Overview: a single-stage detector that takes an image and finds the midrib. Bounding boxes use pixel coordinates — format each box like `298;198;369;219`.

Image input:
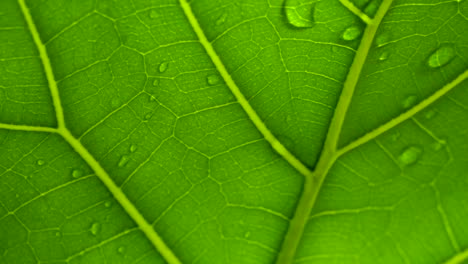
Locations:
17;1;181;264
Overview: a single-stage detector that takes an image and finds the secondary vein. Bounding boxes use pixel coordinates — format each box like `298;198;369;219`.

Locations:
18;0;65;129
178;0;314;179
276;1;394;263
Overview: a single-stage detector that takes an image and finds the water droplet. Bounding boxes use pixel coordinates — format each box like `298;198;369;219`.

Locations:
341;26;361;41
427;45;455;69
72;169;83;178
152;79;159;86
424;110;436;119
143;113;152;120
375;33;390;47
37;159;45;166
55;231;61;237
284;0;315;28
215;13;227;26
149;10;158;19
402;95;417;109
149;95;157;102
431;139;447;151
118;246;126;254
104;201;111;208
111;98;120;108
378;51;389;61
398;146;423;166
118;155;130;167
244;231;251;238
130;144;137;153
207;74;220;85
90;222;101;236
159;62;169;73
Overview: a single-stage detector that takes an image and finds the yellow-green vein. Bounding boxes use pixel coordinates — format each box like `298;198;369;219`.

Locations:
0;123;57;133
276;0;394;263
443;247;468;264
178;0;314;179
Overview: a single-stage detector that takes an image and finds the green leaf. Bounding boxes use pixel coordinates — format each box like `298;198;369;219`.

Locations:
1;0;467;263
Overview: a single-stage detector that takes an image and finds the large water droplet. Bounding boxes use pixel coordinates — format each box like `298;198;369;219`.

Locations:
398;146;423;166
207;74;220;85
37;159;45;166
90;222;101;236
341;26;361;41
118;155;130;167
159;62;169;73
215;13;227;26
402;95;417;109
284;0;315;28
72;169;83;178
427;45;455;68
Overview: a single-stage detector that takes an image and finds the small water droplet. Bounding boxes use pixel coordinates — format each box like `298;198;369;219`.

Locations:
402;95;417;109
427;45;455;69
90;222;101;236
284;0;315;28
111;98;120;108
424;110;436;119
118;155;130;167
104;201;111;208
378;51;389;61
375;33;390;47
341;26;361;41
118;246;126;254
149;10;158;19
215;13;227;26
152;79;159;86
398;146;423;166
143;113;152;120
244;231;251;238
37;159;45;166
55;231;61;237
159;62;169;73
130;144;137;153
72;169;83;178
207;74;220;85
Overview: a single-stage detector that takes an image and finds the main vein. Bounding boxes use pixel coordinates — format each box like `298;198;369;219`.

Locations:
18;1;181;263
18;0;65;129
178;0;314;179
276;1;394;263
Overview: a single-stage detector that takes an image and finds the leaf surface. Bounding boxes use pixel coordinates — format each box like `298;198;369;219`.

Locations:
1;0;468;263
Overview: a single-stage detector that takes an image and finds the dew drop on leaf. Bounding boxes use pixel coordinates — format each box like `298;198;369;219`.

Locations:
159;62;169;73
424;110;436;119
402;95;417;109
118;246;126;254
341;26;361;41
90;222;101;235
152;79;159;86
118;155;130;167
284;0;315;28
215;13;227;26
55;231;61;237
72;169;83;178
207;74;220;85
427;45;455;68
36;159;45;166
130;144;137;153
143;113;152;120
398;146;423;166
104;201;111;208
244;231;251;238
378;51;389;61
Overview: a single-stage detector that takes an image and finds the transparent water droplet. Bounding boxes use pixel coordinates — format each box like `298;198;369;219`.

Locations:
37;159;45;166
104;201;111;208
118;246;126;254
143;113;152;120
215;13;227;26
341;26;361;41
244;231;251;238
90;222;101;236
72;169;83;178
424;110;436;119
118;155;130;167
378;51;389;61
149;10;158;19
159;62;169;73
431;139;447;151
427;45;455;68
402;95;417;109
55;231;61;237
152;79;159;86
284;0;315;28
130;144;137;153
375;33;390;47
398;146;423;166
207;74;220;85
